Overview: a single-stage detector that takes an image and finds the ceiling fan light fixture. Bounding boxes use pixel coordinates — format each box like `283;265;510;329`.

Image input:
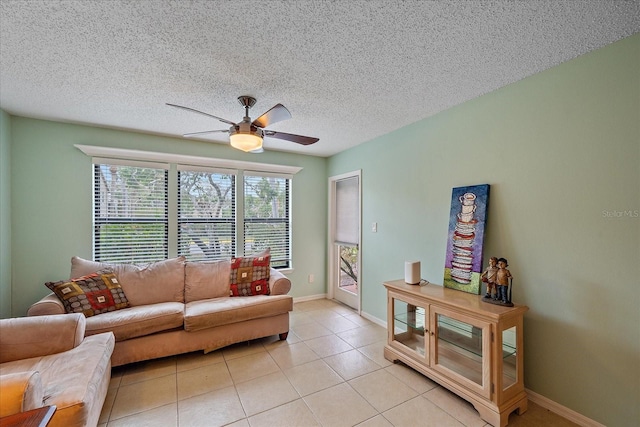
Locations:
229;124;263;152
168;95;317;153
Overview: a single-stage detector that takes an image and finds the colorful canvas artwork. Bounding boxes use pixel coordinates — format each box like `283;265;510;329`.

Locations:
443;184;490;294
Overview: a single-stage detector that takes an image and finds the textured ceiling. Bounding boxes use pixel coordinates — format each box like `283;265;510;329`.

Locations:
1;1;639;157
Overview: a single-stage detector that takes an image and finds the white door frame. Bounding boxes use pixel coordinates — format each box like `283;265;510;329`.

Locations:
328;170;361;312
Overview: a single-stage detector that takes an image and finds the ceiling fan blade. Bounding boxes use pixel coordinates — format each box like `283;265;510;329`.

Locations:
166;103;236;126
265;130;319;145
183;129;229;137
252;104;291;128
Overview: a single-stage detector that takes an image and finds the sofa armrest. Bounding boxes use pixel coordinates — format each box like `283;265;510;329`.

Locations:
0;371;44;417
0;314;86;363
269;268;291;295
27;293;65;317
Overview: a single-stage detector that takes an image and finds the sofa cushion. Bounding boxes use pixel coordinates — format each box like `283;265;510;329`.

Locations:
70;256;186;306
185;260;231;303
45;270;130;317
84;302;185;341
184;295;293;332
229;254;271;296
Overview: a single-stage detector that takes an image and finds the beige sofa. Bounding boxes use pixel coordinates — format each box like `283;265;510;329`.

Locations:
27;256;293;367
0;313;114;427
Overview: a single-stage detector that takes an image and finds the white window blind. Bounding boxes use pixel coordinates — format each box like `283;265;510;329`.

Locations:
178;167;236;261
88;148;296;269
93;161;168;263
244;173;291;268
335;176;359;245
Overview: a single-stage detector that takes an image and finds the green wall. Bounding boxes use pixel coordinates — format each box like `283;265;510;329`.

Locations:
0;110;11;318
328;34;639;426
9;119;327;317
5;32;638;427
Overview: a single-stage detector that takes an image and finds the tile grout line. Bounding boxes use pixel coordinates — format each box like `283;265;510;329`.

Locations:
102;300;536;427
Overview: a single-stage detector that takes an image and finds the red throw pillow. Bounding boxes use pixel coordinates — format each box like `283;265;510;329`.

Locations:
229;254;271;296
45;269;130;317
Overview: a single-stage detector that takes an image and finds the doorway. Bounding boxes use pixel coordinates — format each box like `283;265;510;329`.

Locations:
329;171;361;311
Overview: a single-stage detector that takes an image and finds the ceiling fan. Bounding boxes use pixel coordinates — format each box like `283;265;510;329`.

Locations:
167;96;319;153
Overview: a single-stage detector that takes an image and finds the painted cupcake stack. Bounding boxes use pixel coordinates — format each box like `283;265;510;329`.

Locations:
450;192;478;284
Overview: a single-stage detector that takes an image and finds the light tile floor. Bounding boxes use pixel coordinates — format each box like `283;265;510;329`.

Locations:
99;299;578;427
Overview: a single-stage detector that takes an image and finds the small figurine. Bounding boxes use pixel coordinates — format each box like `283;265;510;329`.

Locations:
482;257;514;307
495;257;514;306
481;257;498;300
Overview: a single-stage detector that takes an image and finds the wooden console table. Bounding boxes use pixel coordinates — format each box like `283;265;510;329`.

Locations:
0;405;56;427
384;279;528;427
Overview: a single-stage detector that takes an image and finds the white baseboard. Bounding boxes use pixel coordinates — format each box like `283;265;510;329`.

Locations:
292;294;327;303
360;311;386;328
526;389;605;427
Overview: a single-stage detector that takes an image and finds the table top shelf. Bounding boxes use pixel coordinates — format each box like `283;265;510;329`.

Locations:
384;279;528;320
0;405;56;427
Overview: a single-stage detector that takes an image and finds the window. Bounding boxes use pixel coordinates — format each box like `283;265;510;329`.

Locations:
244;173;291;268
178;167;236;261
91;154;294;268
94;161;168;263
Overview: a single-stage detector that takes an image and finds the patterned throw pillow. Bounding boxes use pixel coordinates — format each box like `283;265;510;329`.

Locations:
229;254;271;296
46;269;130;317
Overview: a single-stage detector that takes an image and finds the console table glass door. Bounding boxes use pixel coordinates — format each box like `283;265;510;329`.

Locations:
388;292;429;363
430;305;492;399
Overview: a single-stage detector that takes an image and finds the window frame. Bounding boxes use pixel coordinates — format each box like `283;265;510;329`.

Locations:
243;172;293;269
92;159;169;263
83;145;301;270
177;166;237;262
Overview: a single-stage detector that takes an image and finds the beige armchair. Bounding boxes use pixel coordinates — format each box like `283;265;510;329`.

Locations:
0;314;114;427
